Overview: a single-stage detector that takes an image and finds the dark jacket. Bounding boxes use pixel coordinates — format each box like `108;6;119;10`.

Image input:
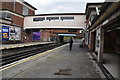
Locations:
69;38;73;44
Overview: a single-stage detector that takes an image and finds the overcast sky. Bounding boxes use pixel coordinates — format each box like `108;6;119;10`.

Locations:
24;0;105;14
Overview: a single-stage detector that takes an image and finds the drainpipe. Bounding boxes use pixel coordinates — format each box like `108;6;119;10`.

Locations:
13;0;16;11
0;25;2;42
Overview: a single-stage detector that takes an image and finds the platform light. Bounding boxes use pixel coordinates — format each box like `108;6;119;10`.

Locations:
117;27;120;29
96;7;100;15
106;30;112;32
25;36;27;39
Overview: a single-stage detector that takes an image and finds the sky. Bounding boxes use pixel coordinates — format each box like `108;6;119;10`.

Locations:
24;0;105;14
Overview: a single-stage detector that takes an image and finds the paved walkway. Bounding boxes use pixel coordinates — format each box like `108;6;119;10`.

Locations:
103;53;119;78
2;43;101;79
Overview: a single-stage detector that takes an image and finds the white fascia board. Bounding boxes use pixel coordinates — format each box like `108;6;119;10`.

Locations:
24;26;84;29
1;23;22;28
0;10;24;18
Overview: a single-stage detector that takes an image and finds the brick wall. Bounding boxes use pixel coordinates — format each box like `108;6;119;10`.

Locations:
41;30;51;41
24;29;81;42
2;2;14;11
24;30;33;42
15;2;23;15
53;29;68;33
15;2;35;15
0;1;2;9
29;9;35;15
89;31;96;52
2;1;35;15
1;1;36;43
12;15;24;27
53;29;79;34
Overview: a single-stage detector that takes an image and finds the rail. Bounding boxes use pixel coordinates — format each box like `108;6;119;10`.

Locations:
0;42;67;66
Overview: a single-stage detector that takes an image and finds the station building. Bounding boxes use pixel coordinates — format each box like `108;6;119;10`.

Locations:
1;0;120;78
85;2;120;78
0;0;37;43
0;0;86;43
24;13;86;42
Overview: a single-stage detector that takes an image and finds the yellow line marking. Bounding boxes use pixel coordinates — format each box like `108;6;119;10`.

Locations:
0;44;67;71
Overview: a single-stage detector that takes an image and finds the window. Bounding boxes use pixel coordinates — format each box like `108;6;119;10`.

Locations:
46;17;59;21
90;15;96;22
68;29;77;32
33;18;39;21
0;12;11;20
39;17;45;21
33;17;45;21
6;13;11;19
61;17;74;21
0;12;2;18
23;6;28;15
1;12;6;18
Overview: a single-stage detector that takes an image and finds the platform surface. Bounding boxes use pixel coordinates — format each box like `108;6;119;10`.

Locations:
2;43;101;79
0;42;53;50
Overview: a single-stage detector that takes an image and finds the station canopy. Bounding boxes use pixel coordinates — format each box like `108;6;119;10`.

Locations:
58;34;76;36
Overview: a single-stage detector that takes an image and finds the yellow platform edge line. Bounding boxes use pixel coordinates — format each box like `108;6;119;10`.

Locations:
0;44;67;71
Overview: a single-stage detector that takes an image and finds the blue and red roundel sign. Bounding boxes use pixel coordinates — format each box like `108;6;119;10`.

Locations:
2;25;9;41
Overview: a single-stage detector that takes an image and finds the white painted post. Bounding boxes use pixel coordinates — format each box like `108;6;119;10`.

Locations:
97;27;104;63
96;7;100;15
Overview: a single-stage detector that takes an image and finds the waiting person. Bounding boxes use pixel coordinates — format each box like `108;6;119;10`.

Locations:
69;37;73;51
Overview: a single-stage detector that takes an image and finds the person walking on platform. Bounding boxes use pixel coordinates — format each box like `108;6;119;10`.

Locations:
69;37;73;51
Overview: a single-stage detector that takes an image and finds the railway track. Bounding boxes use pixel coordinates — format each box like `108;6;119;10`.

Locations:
0;42;67;66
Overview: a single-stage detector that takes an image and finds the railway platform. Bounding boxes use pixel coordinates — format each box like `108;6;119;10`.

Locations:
0;42;53;50
1;43;104;79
